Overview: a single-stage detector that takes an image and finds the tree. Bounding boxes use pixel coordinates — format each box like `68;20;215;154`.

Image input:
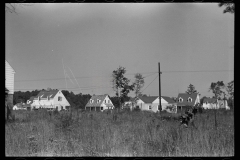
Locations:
186;84;197;94
133;73;145;98
226;80;234;108
112;66;135;108
209;81;225;128
219;3;235;14
209;81;225;99
226;80;234;99
200;96;207;105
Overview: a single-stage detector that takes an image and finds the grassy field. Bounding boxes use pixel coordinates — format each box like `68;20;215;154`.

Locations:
5;108;234;157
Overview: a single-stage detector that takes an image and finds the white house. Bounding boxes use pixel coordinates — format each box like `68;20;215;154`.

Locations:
202;98;230;110
161;96;178;113
134;96;176;113
123;97;137;111
85;94;115;112
123;96;177;113
176;93;201;112
13;102;27;110
5;60;15;107
30;89;70;111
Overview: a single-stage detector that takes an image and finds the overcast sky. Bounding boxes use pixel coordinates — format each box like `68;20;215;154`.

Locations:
6;3;234;98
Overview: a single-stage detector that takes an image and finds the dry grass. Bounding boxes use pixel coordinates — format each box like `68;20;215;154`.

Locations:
5;109;234;157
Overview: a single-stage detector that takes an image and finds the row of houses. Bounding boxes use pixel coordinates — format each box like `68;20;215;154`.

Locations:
123;93;200;113
13;91;230;113
122;92;230;113
84;93;201;113
6;60;230;112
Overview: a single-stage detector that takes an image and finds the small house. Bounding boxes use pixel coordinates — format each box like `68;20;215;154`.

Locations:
202;97;230;110
161;96;178;113
176;93;200;112
85;94;115;112
29;89;70;111
13;102;27;110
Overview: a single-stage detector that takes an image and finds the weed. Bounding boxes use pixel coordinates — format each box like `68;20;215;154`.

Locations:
5;109;234;156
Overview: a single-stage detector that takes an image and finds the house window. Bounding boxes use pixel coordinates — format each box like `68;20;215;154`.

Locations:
149;105;152;110
97;99;101;103
108;100;110;103
105;99;107;103
101;107;103;110
188;97;192;102
90;99;93;104
58;96;62;101
179;98;183;102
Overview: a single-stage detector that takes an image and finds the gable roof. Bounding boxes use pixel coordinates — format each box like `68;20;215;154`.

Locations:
85;94;109;107
138;96;158;103
162;96;176;104
27;96;35;104
35;89;59;99
177;93;198;106
5;60;15;73
14;103;26;108
203;97;217;104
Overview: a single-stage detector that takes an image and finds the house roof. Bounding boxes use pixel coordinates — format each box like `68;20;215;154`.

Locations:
23;104;31;108
85;94;109;107
162;96;176;104
203;97;217;103
14;103;26;108
5;60;15;73
35;89;59;99
177;93;198;106
138;96;158;103
27;96;35;104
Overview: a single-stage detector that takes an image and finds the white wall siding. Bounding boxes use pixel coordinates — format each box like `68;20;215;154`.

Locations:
5;61;15;94
30;90;70;111
101;96;114;111
53;91;70;110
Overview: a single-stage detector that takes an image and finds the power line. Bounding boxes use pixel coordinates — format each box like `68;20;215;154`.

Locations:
15;70;233;82
162;70;233;73
15;86;112;91
143;72;157;78
15;72;157;82
14;74;158;92
141;75;158;93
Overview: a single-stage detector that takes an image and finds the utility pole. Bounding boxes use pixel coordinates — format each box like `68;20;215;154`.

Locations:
158;62;162;112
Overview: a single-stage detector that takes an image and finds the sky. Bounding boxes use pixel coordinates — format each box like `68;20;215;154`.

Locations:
6;3;234;98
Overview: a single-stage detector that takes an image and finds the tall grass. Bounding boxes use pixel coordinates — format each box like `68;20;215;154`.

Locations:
5;109;234;156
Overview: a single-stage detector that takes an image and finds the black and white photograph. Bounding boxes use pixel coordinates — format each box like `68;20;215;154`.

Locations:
5;3;234;157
